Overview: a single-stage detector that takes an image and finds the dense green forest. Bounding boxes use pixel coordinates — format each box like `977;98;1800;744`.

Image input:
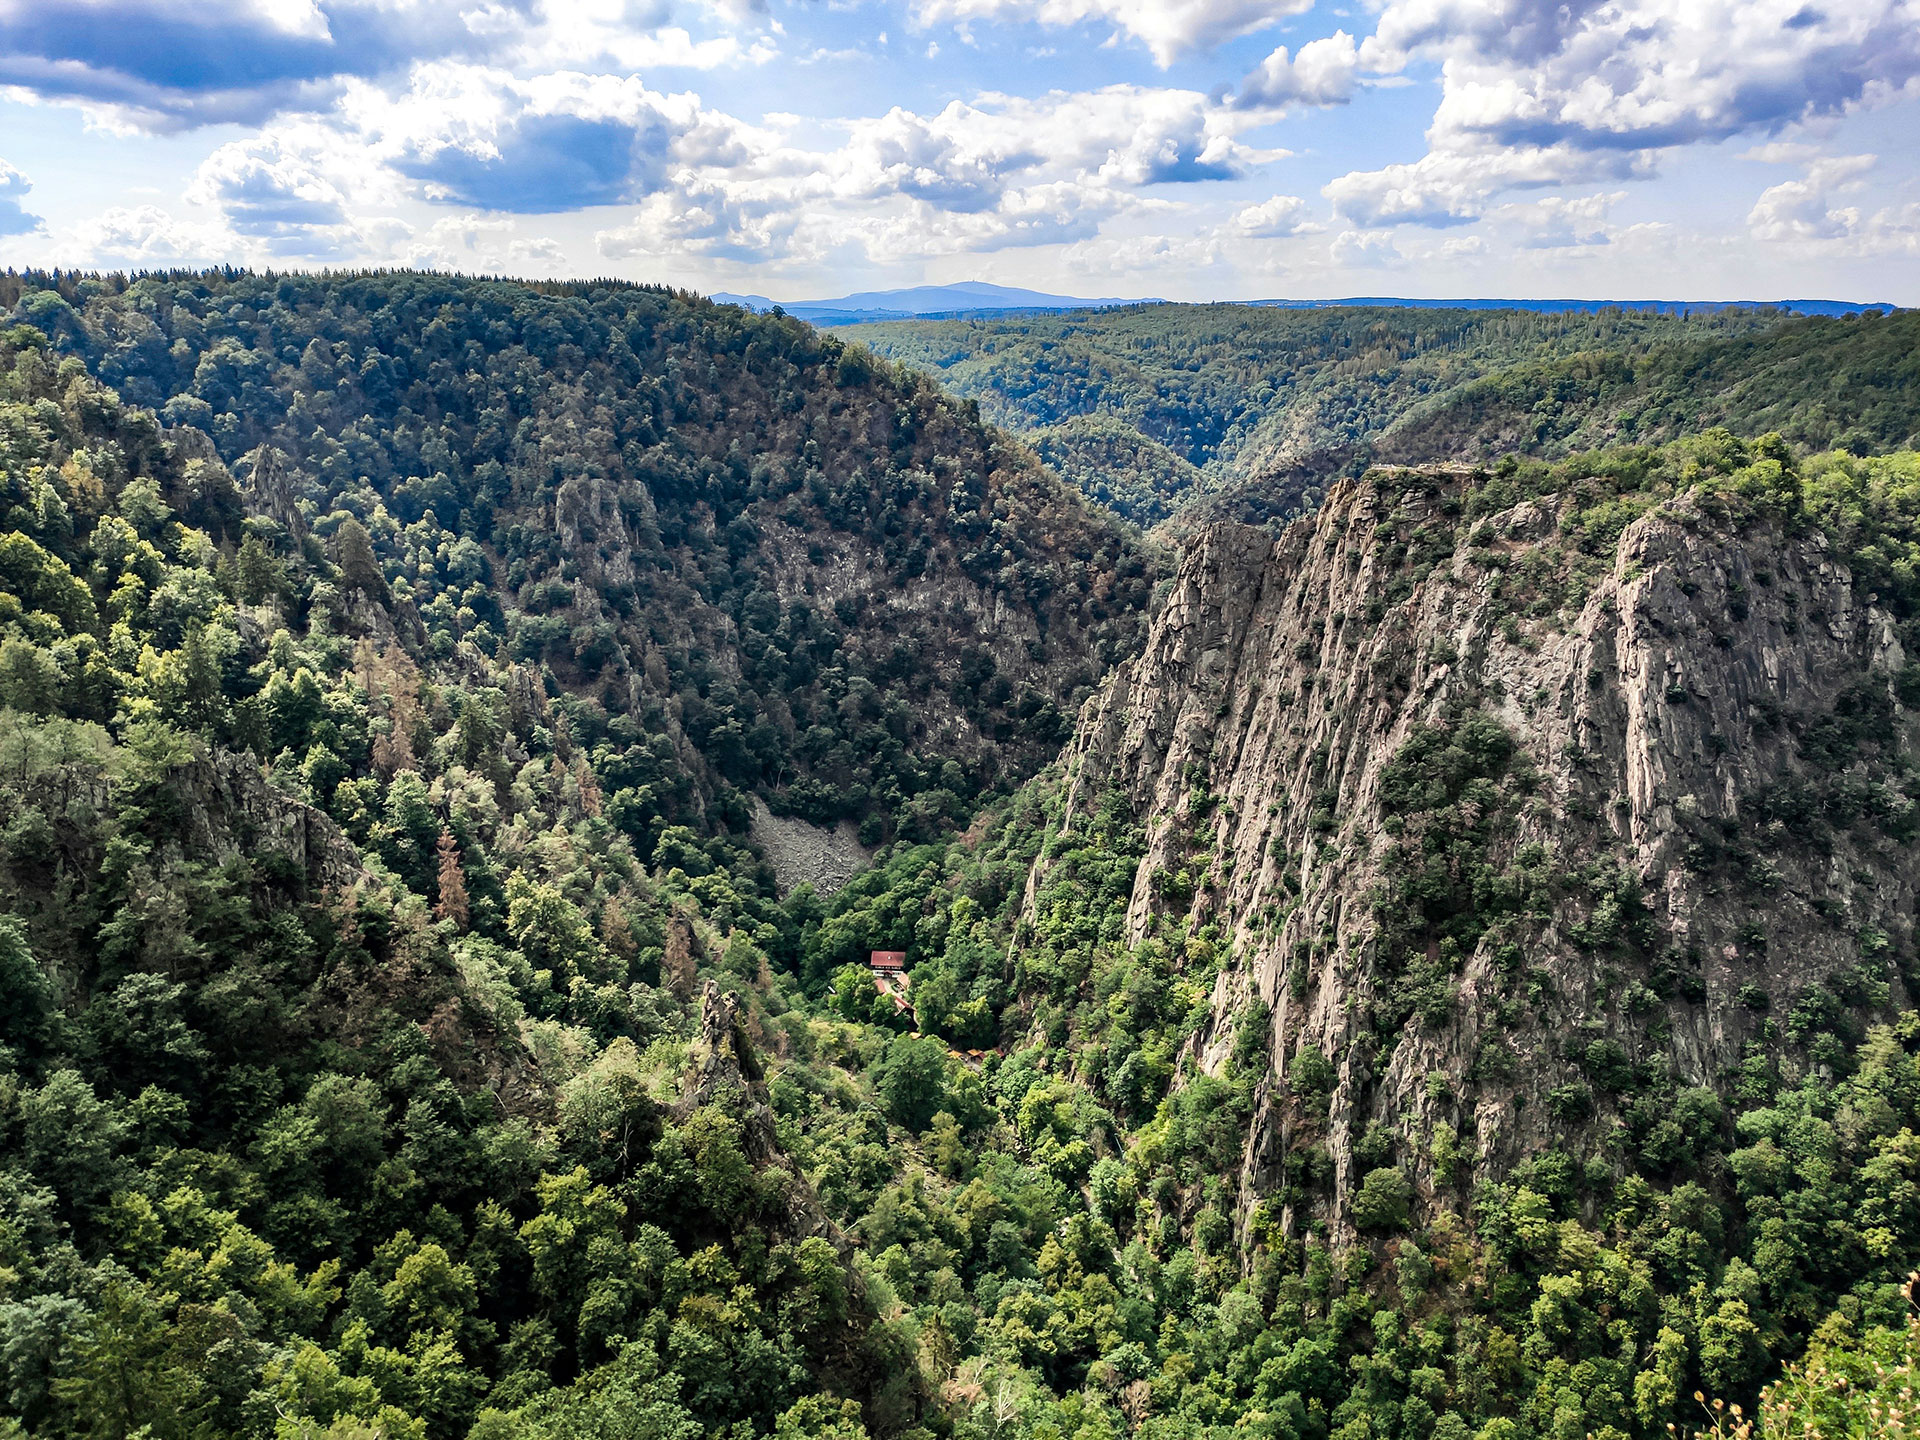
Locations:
845;305;1920;532
3;272;1920;1440
0;269;1154;844
840;306;1783;525
1371;308;1920;465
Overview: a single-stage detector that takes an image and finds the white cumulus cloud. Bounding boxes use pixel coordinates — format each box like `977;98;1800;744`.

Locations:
1234;194;1315;237
1233;30;1358;110
1500;190;1625;248
62;205;238;265
1325;144;1651;227
1330;228;1403;267
910;0;1312;66
1329;0;1920;228
1748;153;1876;242
197;70;1274;266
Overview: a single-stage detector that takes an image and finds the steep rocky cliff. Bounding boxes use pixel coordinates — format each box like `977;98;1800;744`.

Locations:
1048;457;1918;1240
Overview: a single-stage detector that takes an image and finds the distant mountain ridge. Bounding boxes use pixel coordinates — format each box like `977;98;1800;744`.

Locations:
712;283;1897;327
1248;296;1897;316
848;301;1920;530
711;280;1151;324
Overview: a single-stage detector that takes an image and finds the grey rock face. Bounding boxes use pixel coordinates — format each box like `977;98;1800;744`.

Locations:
685;980;838;1245
749;796;873;897
177;749;366;894
1044;467;1915;1239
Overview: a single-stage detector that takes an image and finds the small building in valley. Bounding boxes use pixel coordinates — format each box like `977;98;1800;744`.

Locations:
869;950;912;1014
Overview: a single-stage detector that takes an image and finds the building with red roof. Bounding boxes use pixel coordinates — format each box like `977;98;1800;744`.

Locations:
868;950;911;1014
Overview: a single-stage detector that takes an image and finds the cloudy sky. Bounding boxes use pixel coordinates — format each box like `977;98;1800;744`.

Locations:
0;0;1916;302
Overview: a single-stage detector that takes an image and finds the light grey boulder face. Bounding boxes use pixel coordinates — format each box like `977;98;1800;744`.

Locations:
1040;465;1916;1240
749;796;872;897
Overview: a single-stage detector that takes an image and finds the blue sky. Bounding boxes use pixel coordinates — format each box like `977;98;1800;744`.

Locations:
0;0;1916;302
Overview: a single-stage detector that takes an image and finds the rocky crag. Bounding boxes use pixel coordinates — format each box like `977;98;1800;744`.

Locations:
685;980;837;1241
1046;460;1917;1239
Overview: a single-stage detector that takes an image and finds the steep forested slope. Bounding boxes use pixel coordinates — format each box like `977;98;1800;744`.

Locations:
1371;307;1920;465
6;269;1154;843
0;271;1155;1440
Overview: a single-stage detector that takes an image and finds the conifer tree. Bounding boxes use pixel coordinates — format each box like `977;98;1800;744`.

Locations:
433;828;469;929
331;517;390;603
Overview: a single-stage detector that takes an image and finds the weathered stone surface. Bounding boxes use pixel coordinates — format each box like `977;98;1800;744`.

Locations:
1044;467;1916;1240
176;749;366;893
749;795;872;897
685;980;838;1243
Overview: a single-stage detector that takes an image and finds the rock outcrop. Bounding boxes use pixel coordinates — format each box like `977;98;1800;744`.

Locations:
685;980;837;1244
175;750;366;894
1045;465;1917;1238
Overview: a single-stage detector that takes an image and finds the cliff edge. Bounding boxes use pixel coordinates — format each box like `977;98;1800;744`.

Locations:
1045;461;1917;1239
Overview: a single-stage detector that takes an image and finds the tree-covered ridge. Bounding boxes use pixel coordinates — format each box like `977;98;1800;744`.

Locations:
1373;308;1920;467
1028;418;1204;529
4;268;1156;844
6;263;1920;1440
843;306;1920;536
840;305;1793;526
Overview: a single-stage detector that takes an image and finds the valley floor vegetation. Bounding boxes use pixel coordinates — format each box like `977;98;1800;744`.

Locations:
1;272;1919;1440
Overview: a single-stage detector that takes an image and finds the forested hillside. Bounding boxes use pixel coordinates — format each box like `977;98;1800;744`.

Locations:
0;270;1155;1440
847;305;1920;534
5;266;1920;1440
1185;308;1920;532
2;269;1154;843
1372;307;1920;464
842;305;1784;525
